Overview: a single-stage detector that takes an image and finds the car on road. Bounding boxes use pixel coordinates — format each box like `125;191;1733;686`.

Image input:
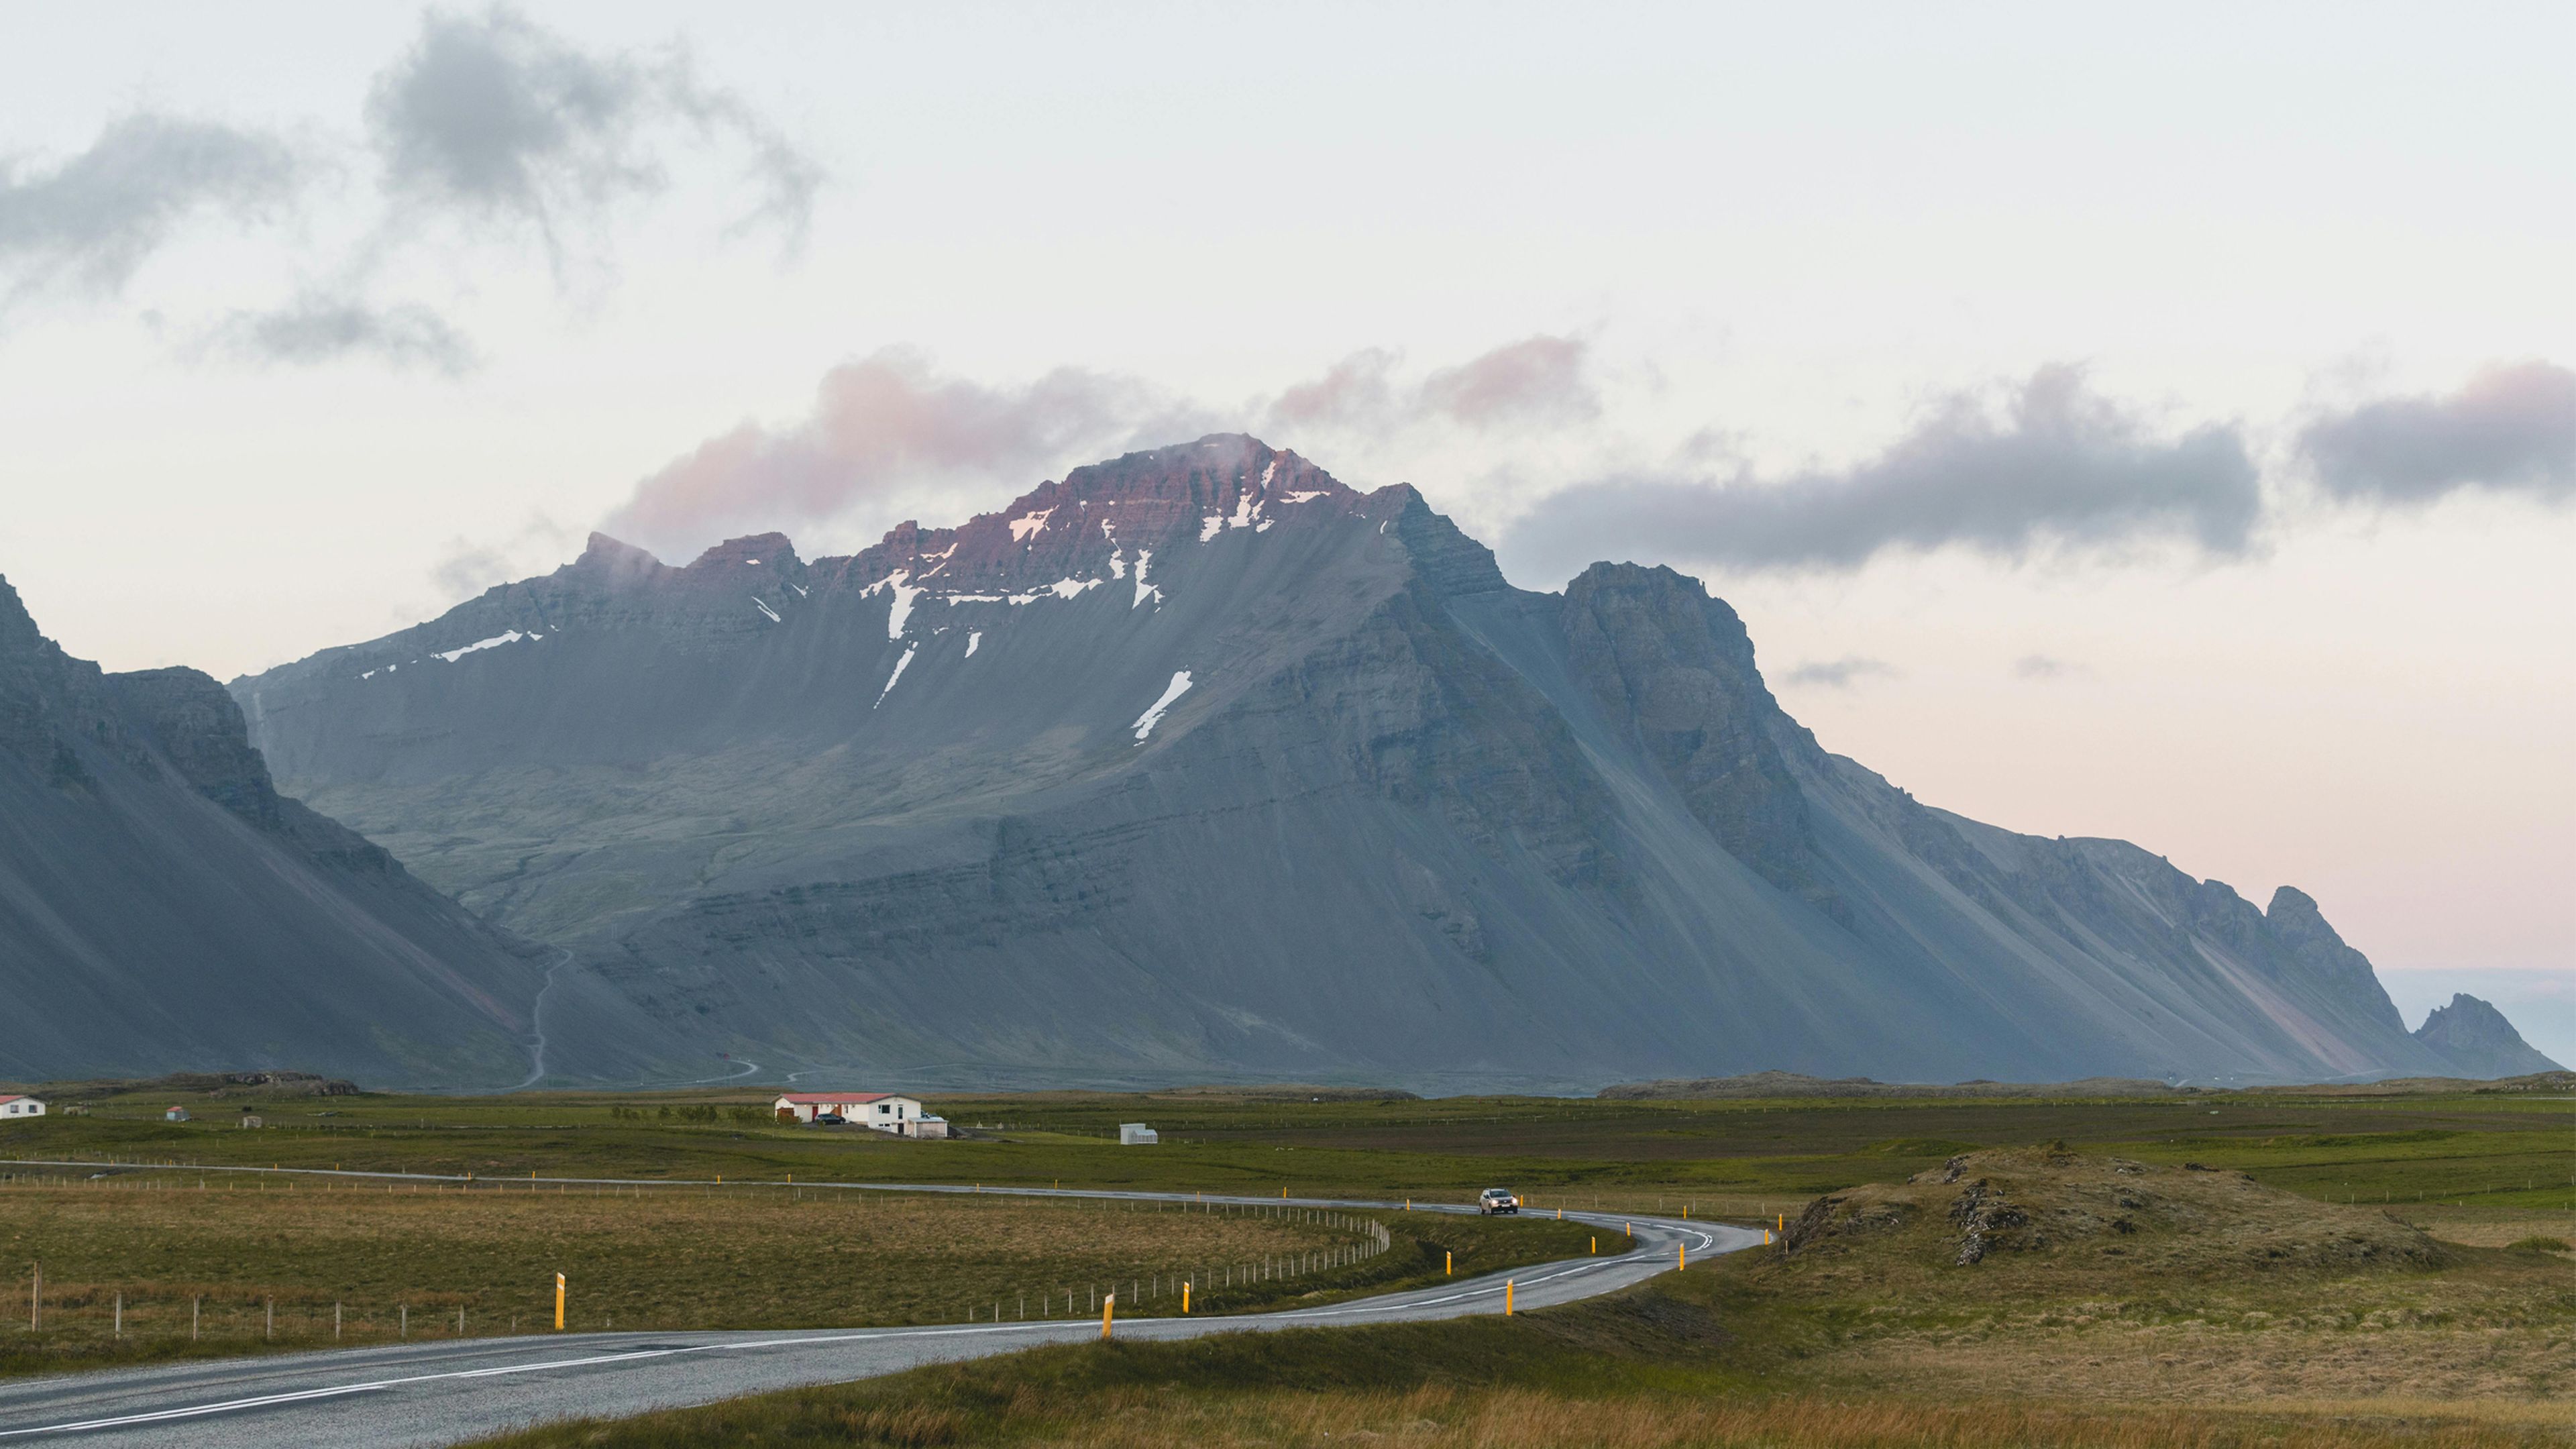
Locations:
1478;1187;1519;1215
813;1112;846;1126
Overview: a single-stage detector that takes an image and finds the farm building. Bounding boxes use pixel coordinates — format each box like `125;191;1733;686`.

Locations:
0;1095;44;1118
771;1093;932;1135
163;1106;190;1122
1119;1122;1159;1145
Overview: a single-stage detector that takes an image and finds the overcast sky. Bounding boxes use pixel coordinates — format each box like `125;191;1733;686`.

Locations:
3;3;2569;1055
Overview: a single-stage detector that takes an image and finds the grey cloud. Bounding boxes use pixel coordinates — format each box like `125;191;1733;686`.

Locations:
367;6;822;258
214;293;476;375
430;514;575;601
1263;335;1594;439
0;114;300;299
1782;657;1899;688
2012;654;2090;681
601;347;1163;557
2298;361;2575;506
1499;365;2261;584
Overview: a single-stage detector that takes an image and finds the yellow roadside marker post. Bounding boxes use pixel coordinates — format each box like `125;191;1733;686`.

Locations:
1182;1281;1191;1314
1445;1250;1452;1275
553;1273;566;1330
1678;1242;1686;1271
1505;1280;1513;1316
1778;1213;1784;1232
1591;1236;1597;1254
1100;1292;1115;1340
1682;1205;1688;1219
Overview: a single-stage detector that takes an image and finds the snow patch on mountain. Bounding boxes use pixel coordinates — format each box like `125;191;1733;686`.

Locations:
437;631;528;663
1131;669;1193;742
875;645;917;708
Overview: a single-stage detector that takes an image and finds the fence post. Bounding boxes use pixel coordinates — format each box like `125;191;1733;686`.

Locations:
193;1297;200;1341
266;1298;273;1340
114;1292;121;1338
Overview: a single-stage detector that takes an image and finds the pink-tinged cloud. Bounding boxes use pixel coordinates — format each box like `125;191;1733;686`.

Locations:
1419;334;1597;428
1263;335;1596;437
598;347;1163;556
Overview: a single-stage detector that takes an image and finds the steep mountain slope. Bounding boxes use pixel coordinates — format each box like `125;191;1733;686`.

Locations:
2411;994;2563;1077
0;578;545;1087
231;436;2499;1089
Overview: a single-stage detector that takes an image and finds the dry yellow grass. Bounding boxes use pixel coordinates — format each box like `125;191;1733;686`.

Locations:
1746;1146;2575;1407
476;1381;2574;1449
0;1179;1381;1352
1022;1386;2575;1448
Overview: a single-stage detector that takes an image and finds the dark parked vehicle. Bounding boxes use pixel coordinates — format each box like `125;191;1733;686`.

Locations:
813;1112;846;1126
1478;1187;1519;1215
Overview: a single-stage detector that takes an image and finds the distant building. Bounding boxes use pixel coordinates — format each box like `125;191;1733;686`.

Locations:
0;1095;44;1119
771;1093;930;1135
1119;1122;1159;1145
164;1106;191;1122
238;1114;264;1129
914;1116;951;1140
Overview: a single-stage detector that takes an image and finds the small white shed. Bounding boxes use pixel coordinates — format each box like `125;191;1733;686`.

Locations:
0;1095;44;1119
1118;1122;1159;1145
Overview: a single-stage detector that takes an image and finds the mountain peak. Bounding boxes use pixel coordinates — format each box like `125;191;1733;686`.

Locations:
688;533;801;572
2414;993;2564;1076
574;532;665;578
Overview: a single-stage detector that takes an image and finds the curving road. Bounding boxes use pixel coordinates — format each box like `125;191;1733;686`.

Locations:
0;1175;1754;1448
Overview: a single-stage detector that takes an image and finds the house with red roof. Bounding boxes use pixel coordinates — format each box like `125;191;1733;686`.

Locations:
771;1092;946;1137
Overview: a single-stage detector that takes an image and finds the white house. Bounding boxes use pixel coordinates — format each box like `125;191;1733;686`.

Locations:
1119;1122;1159;1145
0;1095;44;1119
772;1093;930;1135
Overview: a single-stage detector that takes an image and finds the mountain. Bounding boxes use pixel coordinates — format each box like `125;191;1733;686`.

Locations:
229;435;2510;1090
0;576;545;1087
2410;994;2563;1077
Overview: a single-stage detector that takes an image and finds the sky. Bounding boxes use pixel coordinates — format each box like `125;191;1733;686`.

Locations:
3;3;2570;1061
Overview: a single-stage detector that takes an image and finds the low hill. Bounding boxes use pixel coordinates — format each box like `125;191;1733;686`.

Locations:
1601;1073;2191;1100
1774;1145;2449;1276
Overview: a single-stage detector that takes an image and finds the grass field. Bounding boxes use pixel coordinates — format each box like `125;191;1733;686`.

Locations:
0;1176;1598;1378
7;1081;2567;1223
458;1144;2576;1449
5;1076;2568;1441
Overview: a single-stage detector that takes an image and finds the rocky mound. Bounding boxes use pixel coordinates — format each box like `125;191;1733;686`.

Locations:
1773;1146;2449;1276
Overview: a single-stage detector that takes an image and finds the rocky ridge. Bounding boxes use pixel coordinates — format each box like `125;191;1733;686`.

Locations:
217;435;2543;1090
0;576;545;1086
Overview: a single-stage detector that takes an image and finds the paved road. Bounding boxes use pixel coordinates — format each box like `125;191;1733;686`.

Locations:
0;1174;1754;1448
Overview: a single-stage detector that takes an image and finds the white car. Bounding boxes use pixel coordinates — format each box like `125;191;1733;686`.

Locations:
1477;1187;1519;1215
